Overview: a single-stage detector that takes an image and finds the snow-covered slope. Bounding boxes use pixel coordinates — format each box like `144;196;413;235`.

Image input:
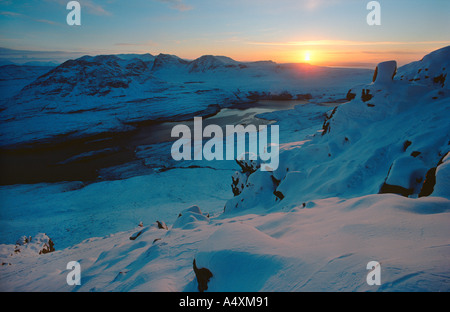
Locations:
0;64;55;98
0;47;449;292
225;48;450;213
397;46;450;88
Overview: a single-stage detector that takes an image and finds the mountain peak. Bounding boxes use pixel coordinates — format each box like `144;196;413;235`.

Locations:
188;55;239;72
151;53;189;71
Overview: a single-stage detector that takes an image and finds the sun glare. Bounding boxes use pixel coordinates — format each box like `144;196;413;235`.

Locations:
304;51;311;62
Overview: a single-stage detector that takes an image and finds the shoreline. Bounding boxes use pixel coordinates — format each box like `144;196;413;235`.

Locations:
0;99;306;186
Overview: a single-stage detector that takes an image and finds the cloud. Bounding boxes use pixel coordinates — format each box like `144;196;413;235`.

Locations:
246;39;450;47
0;10;62;26
34;19;59;25
155;0;192;12
45;0;112;16
0;10;23;17
82;0;112;16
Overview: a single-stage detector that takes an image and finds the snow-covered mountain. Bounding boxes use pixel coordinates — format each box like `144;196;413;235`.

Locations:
188;55;240;73
0;47;449;292
0;53;372;148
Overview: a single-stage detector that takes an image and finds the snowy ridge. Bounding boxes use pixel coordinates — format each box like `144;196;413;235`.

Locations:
397;46;450;88
1;48;449;292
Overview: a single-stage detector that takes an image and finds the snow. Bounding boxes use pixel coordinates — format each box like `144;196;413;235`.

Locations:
1;194;449;292
1;47;450;292
373;60;397;84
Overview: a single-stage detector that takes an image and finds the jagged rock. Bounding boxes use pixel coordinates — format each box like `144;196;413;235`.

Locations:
403;140;412;151
379;183;413;197
13;233;55;255
40;238;55;255
156;220;168;230
16;236;32;246
193;259;213;292
419;152;449;197
361;89;373;102
231;155;261;197
321;106;338;135
433;73;447;87
129;230;143;240
231;171;247;196
273;190;285;200
235;155;260;174
418;168;437;197
271;175;284;200
346;89;356;101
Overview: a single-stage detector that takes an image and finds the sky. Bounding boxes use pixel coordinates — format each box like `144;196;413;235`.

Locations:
0;0;449;67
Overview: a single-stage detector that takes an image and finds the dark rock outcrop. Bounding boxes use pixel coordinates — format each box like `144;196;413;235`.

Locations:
321;106;338;135
379;183;414;197
346;89;356;101
193;259;213;292
361;89;373;102
156;220;168;230
418;152;449;197
418;168;437;197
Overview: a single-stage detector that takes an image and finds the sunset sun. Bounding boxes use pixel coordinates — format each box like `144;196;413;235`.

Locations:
304;51;311;63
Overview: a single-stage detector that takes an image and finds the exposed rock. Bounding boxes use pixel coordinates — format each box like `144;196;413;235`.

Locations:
273;190;285;201
418;168;437;197
379;183;413;197
419;152;449;197
129;230;143;240
13;233;55;255
321;106;338;135
231;171;247;196
403;140;412;151
235;156;260;174
346;89;356;101
433;73;447;87
193;259;213;292
361;89;373;102
156;220;168;230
